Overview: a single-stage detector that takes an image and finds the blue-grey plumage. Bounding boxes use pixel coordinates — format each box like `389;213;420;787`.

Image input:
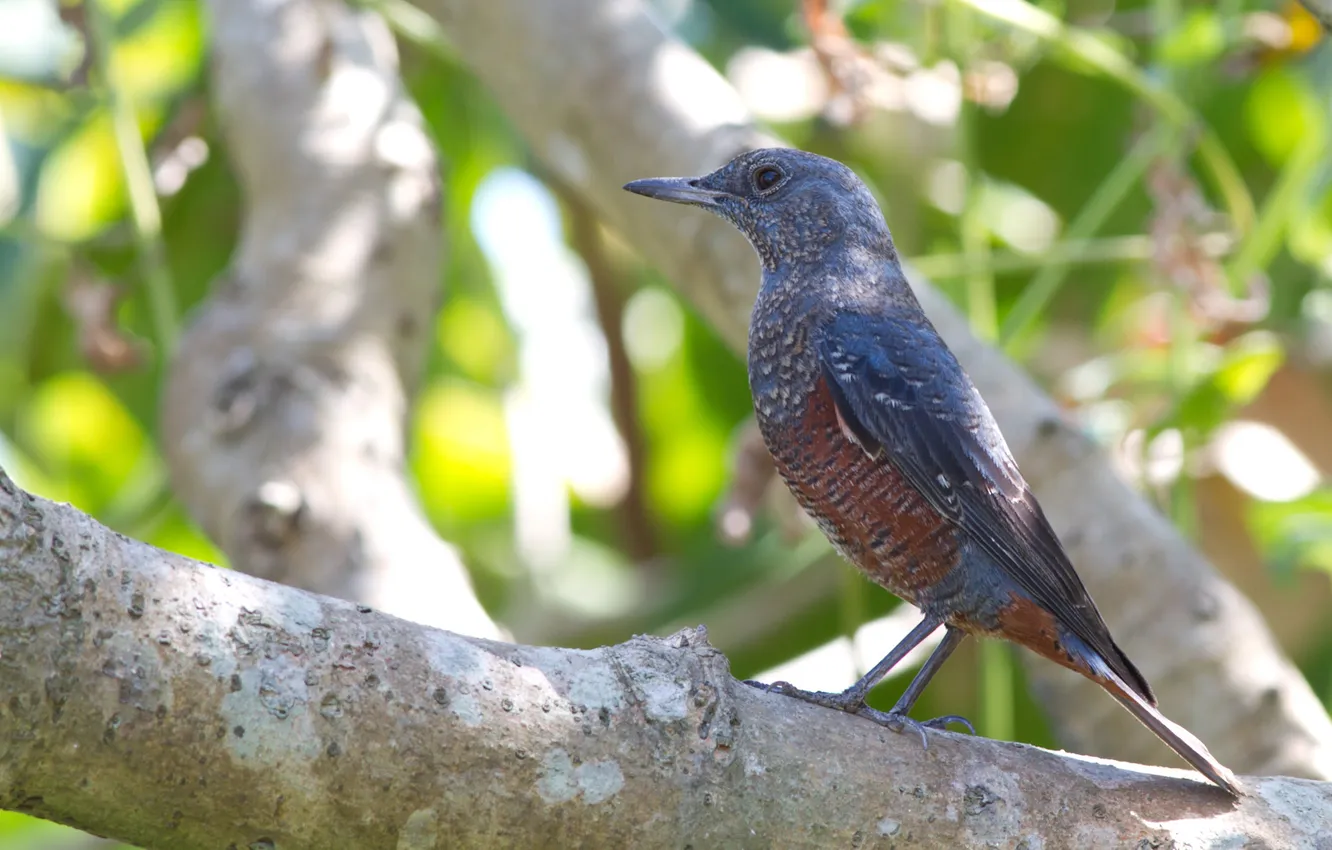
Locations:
625;148;1240;796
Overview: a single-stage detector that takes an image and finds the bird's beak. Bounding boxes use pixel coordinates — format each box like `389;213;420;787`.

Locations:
623;176;725;207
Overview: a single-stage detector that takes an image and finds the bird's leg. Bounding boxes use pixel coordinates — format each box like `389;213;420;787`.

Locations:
859;626;974;747
744;615;942;713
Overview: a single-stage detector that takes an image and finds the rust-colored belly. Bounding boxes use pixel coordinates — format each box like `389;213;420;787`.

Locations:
761;375;960;607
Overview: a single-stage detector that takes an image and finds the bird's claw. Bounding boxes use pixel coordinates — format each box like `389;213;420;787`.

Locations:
854;707;976;749
923;713;976;735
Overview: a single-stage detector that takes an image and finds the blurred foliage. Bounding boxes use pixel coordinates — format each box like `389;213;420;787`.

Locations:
1250;487;1332;577
2;0;1332;844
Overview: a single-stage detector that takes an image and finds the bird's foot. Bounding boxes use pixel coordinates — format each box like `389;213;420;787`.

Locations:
742;679;867;713
857;707;976;749
743;679;975;747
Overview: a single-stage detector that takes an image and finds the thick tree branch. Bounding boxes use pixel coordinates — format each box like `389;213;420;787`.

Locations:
3;468;1330;849
161;0;496;637
417;0;1332;777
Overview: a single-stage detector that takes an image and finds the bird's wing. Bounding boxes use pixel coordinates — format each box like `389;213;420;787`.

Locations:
816;311;1153;703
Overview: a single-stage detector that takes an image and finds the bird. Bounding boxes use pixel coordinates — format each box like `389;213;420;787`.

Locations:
624;147;1241;796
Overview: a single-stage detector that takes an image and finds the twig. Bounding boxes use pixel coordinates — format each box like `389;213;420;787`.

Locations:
85;0;179;354
564;192;660;564
910;232;1234;280
960;0;1255;237
715;421;777;547
999;128;1171;346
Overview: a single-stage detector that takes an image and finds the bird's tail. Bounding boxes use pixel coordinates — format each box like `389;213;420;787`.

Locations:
1089;657;1242;796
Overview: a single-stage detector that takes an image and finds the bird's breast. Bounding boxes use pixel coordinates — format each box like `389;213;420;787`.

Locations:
757;374;962;610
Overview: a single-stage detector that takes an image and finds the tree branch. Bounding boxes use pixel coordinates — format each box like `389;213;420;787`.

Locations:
3;467;1329;849
160;0;496;638
416;0;1332;777
565;192;659;564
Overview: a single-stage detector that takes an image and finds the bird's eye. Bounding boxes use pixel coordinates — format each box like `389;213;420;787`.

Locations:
753;165;783;192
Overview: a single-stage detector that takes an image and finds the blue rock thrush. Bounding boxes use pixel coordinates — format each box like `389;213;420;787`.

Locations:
625;148;1240;795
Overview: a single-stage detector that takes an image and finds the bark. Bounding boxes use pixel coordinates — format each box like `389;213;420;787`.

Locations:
3;468;1330;850
417;0;1332;778
160;0;496;638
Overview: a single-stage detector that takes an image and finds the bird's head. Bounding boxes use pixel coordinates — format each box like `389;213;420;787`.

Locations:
623;148;895;273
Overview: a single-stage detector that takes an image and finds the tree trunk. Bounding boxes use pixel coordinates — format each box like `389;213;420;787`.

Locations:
159;0;496;639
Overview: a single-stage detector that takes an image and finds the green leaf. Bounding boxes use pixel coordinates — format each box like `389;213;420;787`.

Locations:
1211;332;1285;403
411;379;512;527
1289;182;1332;271
1161;331;1285;439
115;0;165;39
1244;67;1326;167
1157;9;1225;68
1248;488;1332;579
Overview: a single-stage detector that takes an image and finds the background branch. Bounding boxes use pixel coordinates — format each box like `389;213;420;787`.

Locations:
564;191;659;565
416;0;1332;777
2;468;1329;849
1297;0;1332;31
160;0;496;638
